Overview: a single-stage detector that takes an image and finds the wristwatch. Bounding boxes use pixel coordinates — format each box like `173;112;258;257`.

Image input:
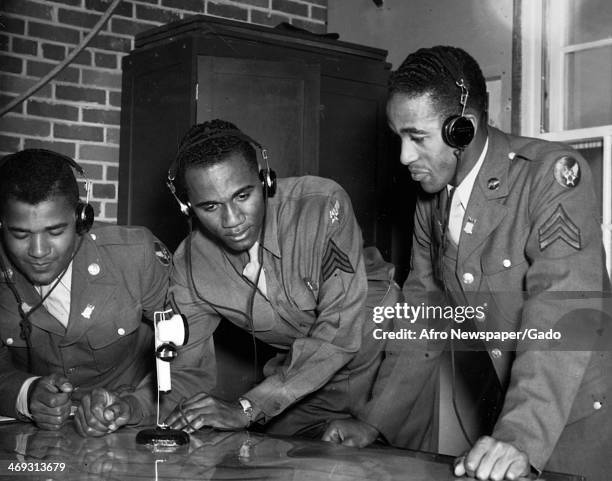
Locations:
238;397;254;427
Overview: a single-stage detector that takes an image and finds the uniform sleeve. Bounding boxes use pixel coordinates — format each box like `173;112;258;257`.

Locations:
243;187;368;419
491;152;608;470
358;196;444;449
139;229;172;320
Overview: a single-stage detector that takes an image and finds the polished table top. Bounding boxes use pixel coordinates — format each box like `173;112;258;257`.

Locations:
0;421;582;481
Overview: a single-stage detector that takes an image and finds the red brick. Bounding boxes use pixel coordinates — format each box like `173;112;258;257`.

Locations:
238;0;270;7
304;0;325;5
79;143;119;162
0;54;23;74
82;68;122;89
88;34;132;53
75;161;104;180
109;91;121;107
88;200;100;216
2;0;54;20
104;202;117;219
0;134;21;153
54;123;104;141
291;18;325;34
27;60;79;83
0;94;23;114
82;107;120;125
207;2;248;21
111;17;156;36
27;99;79;121
106;126;120;144
85;0;133;18
311;5;325;22
56;85;106;104
161;0;204;13
28;21;80;44
0;74;52;97
106;164;118;180
92;182;116;199
272;0;308;17
1;17;26;35
71;49;92;66
23;138;76;157
50;0;84;6
42;43;66;61
0;115;51;137
250;10;289;27
135;5;180;24
0;35;8;51
58;8;101;29
13;37;39;56
94;52;117;69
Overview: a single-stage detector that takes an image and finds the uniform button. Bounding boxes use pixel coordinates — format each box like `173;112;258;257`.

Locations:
594;401;602;410
462;272;474;284
6;338;13;345
117;328;126;336
67;367;75;374
90;233;96;241
491;348;502;359
88;263;100;276
503;259;512;268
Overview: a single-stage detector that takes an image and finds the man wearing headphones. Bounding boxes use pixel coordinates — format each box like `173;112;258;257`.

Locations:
323;46;612;480
133;119;395;437
0;149;171;434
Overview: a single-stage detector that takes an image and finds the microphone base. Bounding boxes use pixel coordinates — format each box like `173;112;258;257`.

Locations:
136;427;190;450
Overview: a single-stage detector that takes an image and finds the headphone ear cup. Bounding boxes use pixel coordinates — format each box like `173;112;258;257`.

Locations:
259;168;277;198
442;115;475;149
75;202;94;234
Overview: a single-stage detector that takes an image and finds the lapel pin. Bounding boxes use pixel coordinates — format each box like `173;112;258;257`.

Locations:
464;218;476;234
487;178;500;190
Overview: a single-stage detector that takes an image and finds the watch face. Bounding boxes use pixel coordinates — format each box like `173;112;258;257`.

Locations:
239;398;252;413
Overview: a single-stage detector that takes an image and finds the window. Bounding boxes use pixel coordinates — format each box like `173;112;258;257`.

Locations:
521;0;612;275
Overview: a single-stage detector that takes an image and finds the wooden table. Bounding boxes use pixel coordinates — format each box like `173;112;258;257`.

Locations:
0;421;582;480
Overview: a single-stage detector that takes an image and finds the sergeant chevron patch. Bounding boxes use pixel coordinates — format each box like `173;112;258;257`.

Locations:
538;204;581;251
322;239;354;281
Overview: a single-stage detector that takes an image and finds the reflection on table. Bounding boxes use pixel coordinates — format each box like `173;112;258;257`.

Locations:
0;421;582;481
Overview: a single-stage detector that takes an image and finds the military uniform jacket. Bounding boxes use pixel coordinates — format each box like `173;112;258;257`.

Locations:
0;225;171;418
168;176;372;420
363;127;612;472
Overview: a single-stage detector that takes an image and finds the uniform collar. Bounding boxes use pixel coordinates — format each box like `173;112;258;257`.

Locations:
261;197;281;259
449;137;489;209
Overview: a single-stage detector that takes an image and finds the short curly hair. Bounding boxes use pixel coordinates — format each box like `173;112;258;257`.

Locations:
389;45;487;120
0;149;79;216
174;119;259;199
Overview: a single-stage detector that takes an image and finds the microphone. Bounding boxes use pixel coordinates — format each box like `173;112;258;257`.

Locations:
154;310;189;393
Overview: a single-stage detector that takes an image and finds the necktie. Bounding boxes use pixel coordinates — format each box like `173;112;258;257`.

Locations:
243;242;268;298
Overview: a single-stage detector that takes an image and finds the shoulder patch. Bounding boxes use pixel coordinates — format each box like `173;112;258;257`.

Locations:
321;238;354;282
553;156;580;188
329;199;341;224
538;204;581;251
154;241;171;266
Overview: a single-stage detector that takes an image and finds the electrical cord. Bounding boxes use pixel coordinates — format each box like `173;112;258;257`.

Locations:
0;0;124;118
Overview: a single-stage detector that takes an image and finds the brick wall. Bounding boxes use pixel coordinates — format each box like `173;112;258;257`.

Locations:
0;0;328;222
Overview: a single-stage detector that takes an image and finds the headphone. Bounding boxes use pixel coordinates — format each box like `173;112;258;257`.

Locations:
433;51;475;149
0;149;94;234
167;130;277;216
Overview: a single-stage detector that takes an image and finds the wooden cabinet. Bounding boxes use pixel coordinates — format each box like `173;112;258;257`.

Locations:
118;15;392;256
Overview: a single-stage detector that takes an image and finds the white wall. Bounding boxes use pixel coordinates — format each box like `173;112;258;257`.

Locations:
328;0;514;131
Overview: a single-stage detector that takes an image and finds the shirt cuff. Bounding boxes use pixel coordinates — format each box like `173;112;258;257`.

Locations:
243;375;297;420
16;377;41;419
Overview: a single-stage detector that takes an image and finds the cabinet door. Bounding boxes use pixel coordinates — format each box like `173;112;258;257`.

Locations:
197;57;320;177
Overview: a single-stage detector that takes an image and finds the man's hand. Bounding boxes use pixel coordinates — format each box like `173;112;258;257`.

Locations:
454;436;530;480
165;393;250;433
74;388;135;437
322;418;379;448
29;373;73;430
